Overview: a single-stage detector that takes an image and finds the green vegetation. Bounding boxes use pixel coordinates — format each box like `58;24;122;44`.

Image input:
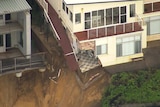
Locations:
102;70;160;107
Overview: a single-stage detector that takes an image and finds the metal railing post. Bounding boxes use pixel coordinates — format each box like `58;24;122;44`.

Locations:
30;55;32;68
0;60;2;74
15;58;16;71
114;26;116;34
152;2;153;11
123;24;125;33
105;27;107;36
96;29;98;37
132;22;134;31
87;30;89;39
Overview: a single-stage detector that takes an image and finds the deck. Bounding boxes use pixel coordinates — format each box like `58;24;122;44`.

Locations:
0;49;47;76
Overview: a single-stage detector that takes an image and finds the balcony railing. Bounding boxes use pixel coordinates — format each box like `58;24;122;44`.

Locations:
87;21;142;40
0;52;47;76
0;20;23;34
144;1;160;13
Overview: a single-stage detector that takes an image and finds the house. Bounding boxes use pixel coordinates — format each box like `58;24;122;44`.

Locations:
0;0;31;56
143;0;160;41
36;0;160;72
0;0;46;75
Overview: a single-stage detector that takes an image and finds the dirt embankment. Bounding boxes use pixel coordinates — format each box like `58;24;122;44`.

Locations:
0;68;109;107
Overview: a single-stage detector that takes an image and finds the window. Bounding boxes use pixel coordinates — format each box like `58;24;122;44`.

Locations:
130;4;135;17
66;7;69;14
98;10;104;26
0;15;3;20
116;35;141;57
85;12;91;29
120;6;126;23
62;2;65;11
0;35;3;46
113;7;119;24
70;11;73;22
145;16;160;35
106;8;112;25
91;10;105;28
19;32;23;47
92;11;98;27
96;44;107;55
75;13;81;24
85;6;127;29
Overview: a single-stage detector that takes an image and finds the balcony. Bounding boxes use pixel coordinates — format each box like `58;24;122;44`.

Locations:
0;21;23;34
0;48;47;76
144;1;160;13
75;21;143;41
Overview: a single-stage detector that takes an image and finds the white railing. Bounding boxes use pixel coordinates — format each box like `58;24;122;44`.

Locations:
37;0;48;13
0;52;47;75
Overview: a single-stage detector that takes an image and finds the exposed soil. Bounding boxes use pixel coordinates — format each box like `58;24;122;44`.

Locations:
0;67;109;107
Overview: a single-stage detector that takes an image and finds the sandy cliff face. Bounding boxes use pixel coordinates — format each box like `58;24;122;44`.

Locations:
0;69;109;107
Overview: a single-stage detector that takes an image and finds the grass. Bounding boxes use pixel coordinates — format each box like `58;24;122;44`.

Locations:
102;70;160;107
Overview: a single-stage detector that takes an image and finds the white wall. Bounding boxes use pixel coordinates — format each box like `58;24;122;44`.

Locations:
97;31;146;67
71;0;143;32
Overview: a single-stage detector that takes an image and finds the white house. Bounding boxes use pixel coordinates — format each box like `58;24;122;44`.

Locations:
36;0;160;72
0;0;31;56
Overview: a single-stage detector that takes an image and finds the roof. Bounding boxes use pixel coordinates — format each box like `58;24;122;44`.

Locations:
0;0;31;15
47;1;79;71
64;0;134;5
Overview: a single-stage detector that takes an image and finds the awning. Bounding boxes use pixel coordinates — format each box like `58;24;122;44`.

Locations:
0;0;31;15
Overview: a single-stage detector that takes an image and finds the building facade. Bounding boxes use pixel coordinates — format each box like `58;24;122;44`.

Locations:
0;0;31;56
37;0;160;72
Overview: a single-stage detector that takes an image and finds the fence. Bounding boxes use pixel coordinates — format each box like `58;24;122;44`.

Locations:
87;21;142;39
0;52;47;75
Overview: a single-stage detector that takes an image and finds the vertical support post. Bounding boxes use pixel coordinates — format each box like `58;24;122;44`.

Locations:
132;22;134;31
30;55;32;68
15;58;16;71
123;24;125;33
105;27;107;36
114;26;116;34
96;29;98;37
87;30;89;39
152;2;153;11
0;60;2;74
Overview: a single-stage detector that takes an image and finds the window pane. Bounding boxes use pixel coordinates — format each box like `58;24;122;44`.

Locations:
97;45;101;55
116;44;122;57
106;8;112;25
85;21;91;29
85;12;91;21
121;6;126;14
113;7;119;24
0;15;3;19
66;7;69;14
70;11;73;22
92;11;97;27
101;44;107;54
75;13;81;23
121;15;126;23
150;19;160;34
62;2;65;11
135;41;141;53
130;4;135;17
98;10;104;26
122;42;134;56
0;35;3;46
